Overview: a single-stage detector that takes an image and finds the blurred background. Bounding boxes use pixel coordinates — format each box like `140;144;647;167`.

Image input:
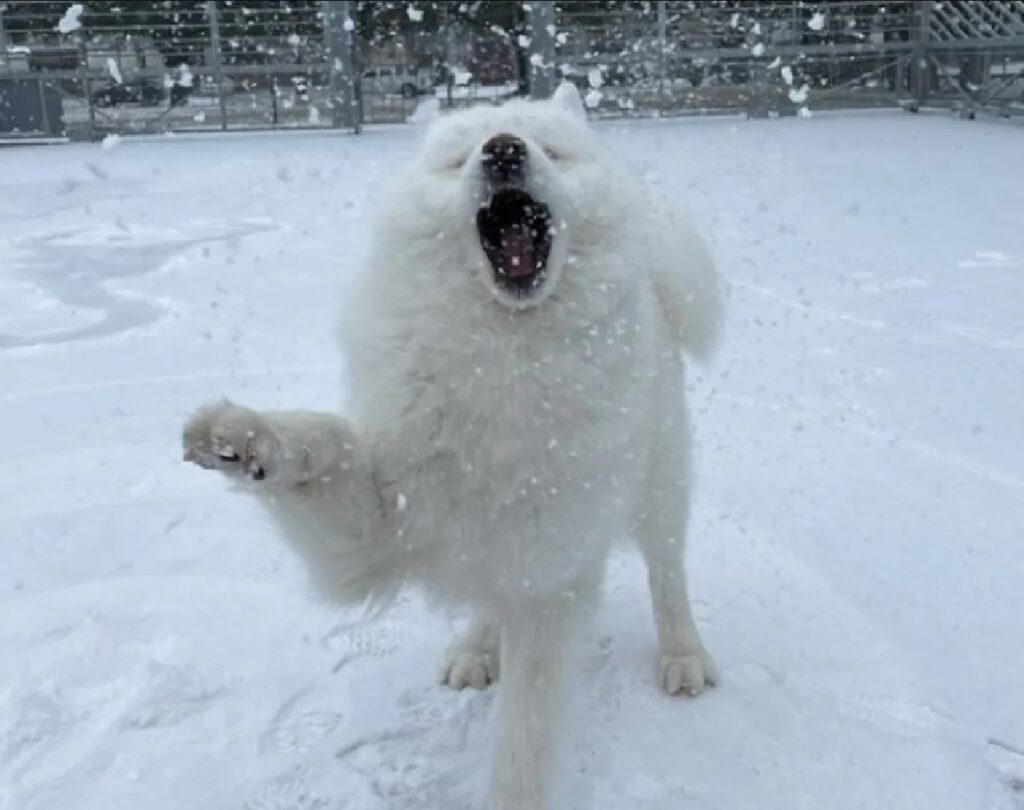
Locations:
1;0;1022;139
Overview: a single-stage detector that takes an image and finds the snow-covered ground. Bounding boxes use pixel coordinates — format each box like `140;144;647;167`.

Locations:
2;112;1023;810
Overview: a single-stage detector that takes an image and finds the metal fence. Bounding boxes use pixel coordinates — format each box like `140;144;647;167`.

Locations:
1;1;1022;141
552;1;1024;119
0;1;358;139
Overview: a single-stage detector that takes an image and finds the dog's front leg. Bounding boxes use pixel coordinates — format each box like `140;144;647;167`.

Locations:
491;598;583;810
182;400;396;603
183;400;357;485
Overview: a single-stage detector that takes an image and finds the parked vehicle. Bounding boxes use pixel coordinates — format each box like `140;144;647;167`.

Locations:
91;79;164;107
361;64;432;98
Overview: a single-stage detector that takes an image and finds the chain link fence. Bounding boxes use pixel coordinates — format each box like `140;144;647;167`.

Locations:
1;1;1022;141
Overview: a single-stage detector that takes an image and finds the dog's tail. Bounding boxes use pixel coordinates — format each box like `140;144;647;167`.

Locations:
651;217;724;363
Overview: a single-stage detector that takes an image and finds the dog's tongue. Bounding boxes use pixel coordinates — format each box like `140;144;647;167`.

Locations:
500;223;536;279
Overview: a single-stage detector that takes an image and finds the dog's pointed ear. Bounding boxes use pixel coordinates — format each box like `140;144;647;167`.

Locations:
552;81;586;122
408;96;440;126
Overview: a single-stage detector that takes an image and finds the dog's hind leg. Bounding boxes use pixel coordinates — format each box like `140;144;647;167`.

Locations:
441;617;500;690
635;405;718;696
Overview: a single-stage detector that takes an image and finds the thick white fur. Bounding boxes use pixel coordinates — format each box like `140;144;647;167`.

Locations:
183;83;722;810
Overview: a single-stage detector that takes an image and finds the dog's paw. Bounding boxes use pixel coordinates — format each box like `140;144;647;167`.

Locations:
182;400;279;482
660;649;718;697
440;650;499;691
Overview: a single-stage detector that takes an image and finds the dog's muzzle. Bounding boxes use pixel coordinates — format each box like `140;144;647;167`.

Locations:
476;134;553;298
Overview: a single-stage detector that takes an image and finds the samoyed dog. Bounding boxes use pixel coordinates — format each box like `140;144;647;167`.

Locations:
183;83;722;810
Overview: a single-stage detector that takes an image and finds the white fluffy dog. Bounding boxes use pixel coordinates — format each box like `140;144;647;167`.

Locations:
183;83;722;810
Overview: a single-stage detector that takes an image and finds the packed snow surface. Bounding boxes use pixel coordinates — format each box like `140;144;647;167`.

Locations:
2;112;1023;809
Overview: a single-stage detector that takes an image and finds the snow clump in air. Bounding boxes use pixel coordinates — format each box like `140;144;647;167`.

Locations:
56;4;84;34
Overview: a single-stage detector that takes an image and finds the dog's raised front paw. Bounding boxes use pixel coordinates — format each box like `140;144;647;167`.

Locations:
182;400;279;481
660;649;718;697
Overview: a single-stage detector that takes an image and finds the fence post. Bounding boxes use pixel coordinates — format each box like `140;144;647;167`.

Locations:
527;0;556;99
323;0;359;131
0;7;9;59
657;1;667;114
443;4;457;109
77;38;96;140
36;76;51;135
205;0;228;130
912;0;933;107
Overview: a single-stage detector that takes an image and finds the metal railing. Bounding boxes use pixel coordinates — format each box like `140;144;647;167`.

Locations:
914;0;1024;117
0;0;358;139
551;1;1024;119
554;1;920;116
1;1;1021;141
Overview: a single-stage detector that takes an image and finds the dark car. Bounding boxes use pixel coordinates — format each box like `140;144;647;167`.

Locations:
92;80;165;108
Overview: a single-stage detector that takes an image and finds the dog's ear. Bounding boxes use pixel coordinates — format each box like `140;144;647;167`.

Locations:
408;96;440;126
551;81;586;122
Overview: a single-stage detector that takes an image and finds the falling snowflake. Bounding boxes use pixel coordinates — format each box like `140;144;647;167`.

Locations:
106;57;122;84
406;7;423;22
798;106;813;118
342;17;355;32
588;67;604;88
808;12;826;31
781;65;794;85
56;4;84;34
101;133;122;151
788;84;809;103
585;89;603;108
751;43;765;57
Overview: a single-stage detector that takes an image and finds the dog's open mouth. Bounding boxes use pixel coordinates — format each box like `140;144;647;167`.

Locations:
476;189;553;296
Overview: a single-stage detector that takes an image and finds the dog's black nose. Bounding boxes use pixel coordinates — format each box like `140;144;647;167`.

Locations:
482;133;527;179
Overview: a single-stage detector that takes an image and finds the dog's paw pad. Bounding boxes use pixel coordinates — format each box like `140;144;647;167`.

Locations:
440;651;498;691
660;651;718;697
182;401;276;481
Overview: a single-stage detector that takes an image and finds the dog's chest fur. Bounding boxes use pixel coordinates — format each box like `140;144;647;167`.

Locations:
353;287;659;602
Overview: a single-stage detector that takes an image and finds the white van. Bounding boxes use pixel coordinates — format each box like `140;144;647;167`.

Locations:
361;64;433;98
